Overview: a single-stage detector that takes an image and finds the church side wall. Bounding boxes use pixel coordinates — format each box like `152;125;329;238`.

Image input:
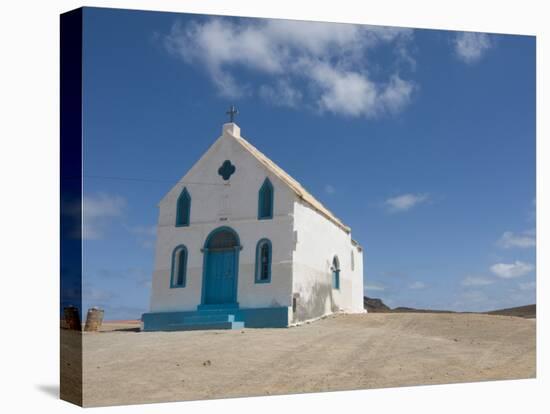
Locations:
291;201;365;323
351;245;365;312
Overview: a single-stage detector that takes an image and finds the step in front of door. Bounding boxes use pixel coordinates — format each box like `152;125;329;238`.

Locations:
167;320;244;331
183;314;236;324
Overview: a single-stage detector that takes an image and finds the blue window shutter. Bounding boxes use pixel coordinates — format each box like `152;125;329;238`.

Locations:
332;256;340;289
176;187;191;227
255;239;272;283
170;245;187;288
258;178;274;220
177;250;186;286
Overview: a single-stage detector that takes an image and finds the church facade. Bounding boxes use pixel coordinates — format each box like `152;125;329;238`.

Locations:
142;122;365;331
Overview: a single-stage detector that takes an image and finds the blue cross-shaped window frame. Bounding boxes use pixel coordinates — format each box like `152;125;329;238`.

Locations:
218;160;236;181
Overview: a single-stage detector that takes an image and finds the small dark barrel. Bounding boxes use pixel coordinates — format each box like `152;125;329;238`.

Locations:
84;307;104;332
63;306;81;330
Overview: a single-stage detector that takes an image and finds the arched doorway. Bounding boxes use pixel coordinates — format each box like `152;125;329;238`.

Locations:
201;226;241;306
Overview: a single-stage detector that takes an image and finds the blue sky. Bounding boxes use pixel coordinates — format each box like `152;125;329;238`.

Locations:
81;7;535;319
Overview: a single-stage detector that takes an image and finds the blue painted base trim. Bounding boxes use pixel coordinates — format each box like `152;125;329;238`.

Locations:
197;302;239;311
142;306;289;331
235;307;289;328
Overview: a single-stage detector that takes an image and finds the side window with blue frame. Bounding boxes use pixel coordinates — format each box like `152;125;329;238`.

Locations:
258;178;274;220
255;239;272;283
175;187;191;227
331;255;340;290
171;245;188;288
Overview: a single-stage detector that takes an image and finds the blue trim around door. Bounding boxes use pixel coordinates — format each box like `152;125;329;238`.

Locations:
200;226;242;308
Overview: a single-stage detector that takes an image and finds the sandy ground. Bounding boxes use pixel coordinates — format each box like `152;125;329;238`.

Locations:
78;313;535;407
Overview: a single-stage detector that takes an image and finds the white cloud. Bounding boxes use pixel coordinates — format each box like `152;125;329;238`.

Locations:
140;240;155;249
490;261;534;279
125;224;157;249
408;281;426;290
379;74;415;113
83;193;125;240
497;230;536;249
165;18;415;117
83;193;125;219
95;267;151;287
528;198;536;221
384;193;429;212
126;225;157;237
324;184;336;195
455;290;493;310
518;281;535;291
83;284;116;303
258;79;302;108
307;63;414;117
461;275;494;287
454;32;492;64
365;282;386;292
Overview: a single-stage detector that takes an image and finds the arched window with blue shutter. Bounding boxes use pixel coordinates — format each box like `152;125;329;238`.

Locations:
332;256;340;290
170;245;188;288
258;178;274;220
255;238;272;283
175;187;191;227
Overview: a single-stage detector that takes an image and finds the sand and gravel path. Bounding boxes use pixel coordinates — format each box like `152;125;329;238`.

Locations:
76;313;535;407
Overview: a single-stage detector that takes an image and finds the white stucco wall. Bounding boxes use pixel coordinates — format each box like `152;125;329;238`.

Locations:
351;242;364;311
149;124;295;313
291;200;365;322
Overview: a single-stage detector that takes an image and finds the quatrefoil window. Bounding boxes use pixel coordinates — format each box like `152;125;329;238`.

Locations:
218;160;236;181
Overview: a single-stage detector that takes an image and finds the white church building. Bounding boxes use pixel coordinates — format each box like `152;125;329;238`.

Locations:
142;119;365;331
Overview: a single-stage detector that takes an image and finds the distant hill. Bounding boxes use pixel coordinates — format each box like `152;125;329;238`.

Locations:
363;297;536;319
363;297;452;314
486;304;536;319
392;307;455;314
363;297;391;313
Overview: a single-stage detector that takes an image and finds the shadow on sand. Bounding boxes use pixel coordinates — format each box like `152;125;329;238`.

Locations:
36;384;59;399
109;327;141;333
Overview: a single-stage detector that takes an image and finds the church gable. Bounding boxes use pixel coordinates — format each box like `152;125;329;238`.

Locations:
158;122;351;234
158;123;296;225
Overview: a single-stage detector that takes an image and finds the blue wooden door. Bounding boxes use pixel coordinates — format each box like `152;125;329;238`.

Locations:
205;250;236;304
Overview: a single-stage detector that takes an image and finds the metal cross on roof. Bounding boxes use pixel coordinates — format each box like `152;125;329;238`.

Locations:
226;105;238;123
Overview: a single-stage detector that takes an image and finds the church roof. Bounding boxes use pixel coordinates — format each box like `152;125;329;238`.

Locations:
228;123;352;234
